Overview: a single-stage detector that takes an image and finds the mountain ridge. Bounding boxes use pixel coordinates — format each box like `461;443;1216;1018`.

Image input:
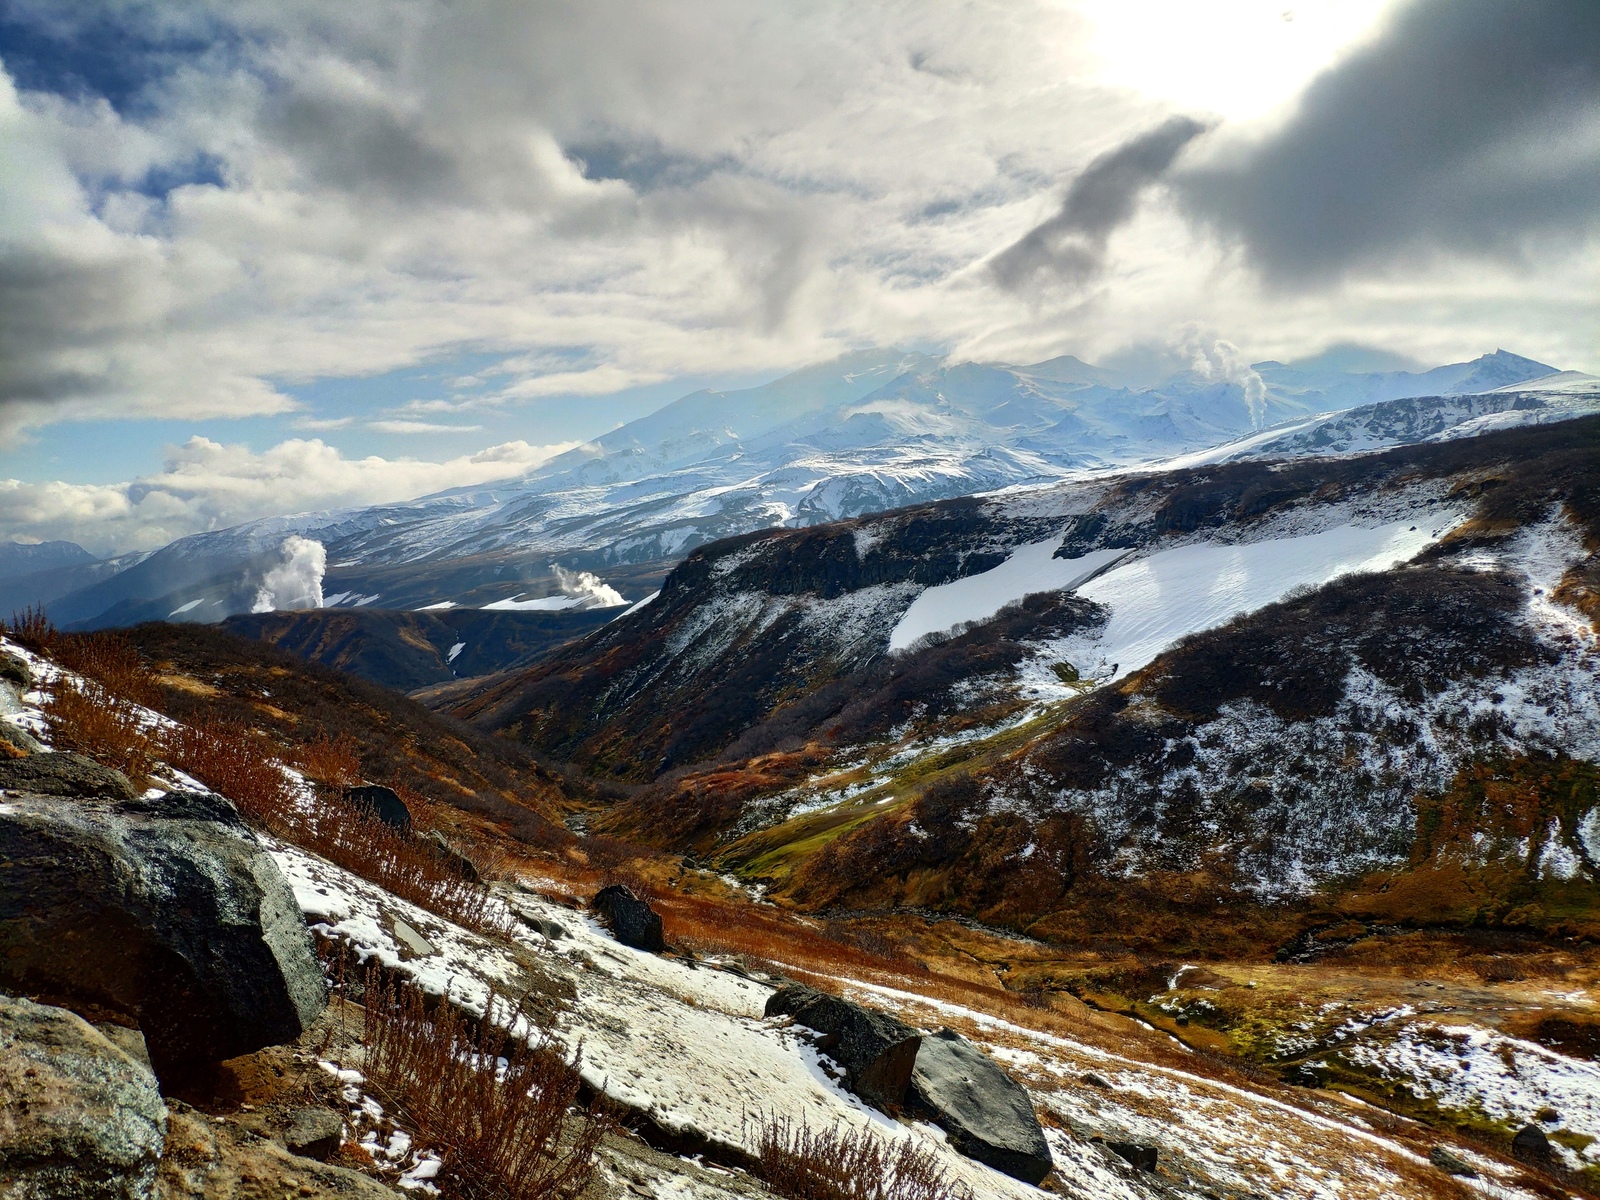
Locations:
20;347;1585;637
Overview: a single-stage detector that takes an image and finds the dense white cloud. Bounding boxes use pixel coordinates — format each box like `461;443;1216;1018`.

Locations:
0;0;1595;549
0;436;573;554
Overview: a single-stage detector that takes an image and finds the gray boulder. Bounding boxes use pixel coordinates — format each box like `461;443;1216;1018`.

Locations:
0;719;46;758
1429;1145;1477;1177
592;884;666;952
908;1028;1053;1184
282;1106;344;1161
342;784;411;831
0;650;32;690
0;994;168;1200
765;984;921;1110
0;751;136;801
0;790;326;1086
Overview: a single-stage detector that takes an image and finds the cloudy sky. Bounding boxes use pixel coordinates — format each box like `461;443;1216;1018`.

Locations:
1;0;1596;553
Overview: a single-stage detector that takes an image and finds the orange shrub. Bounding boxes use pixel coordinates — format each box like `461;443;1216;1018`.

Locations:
43;678;156;785
751;1112;974;1200
359;966;611;1200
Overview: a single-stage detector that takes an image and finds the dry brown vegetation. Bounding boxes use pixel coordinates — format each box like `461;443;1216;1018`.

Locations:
43;675;158;784
751;1113;975;1200
16;615;512;937
356;965;611;1200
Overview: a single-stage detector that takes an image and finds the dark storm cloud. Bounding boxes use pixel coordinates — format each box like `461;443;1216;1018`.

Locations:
1177;0;1600;283
991;115;1210;291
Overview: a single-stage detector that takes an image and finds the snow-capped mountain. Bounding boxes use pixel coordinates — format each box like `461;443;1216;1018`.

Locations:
30;346;1586;630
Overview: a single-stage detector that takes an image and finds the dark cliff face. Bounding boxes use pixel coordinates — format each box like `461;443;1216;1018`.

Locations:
444;495;1059;777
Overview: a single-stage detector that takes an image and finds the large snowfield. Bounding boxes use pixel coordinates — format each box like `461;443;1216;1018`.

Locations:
890;517;1453;678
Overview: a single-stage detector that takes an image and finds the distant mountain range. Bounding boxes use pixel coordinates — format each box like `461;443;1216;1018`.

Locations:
7;346;1595;636
0;540;96;582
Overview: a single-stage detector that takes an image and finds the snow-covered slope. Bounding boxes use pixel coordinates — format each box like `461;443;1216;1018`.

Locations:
41;348;1581;630
439;415;1600;956
1168;371;1600;468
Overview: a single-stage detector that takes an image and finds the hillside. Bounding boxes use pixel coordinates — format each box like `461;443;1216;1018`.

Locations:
220;605;618;693
439;416;1600;955
10;614;1600;1199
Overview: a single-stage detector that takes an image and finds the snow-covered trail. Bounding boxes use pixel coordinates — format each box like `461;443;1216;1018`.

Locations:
272;840;1557;1200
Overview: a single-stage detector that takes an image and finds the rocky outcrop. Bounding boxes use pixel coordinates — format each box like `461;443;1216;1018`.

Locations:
0;751;137;800
282;1106;344;1162
764;985;921;1110
0;650;32;691
907;1028;1053;1184
0;790;326;1085
157;1100;396;1198
592;884;666;952
342;785;411;832
0;994;168;1200
0;718;45;757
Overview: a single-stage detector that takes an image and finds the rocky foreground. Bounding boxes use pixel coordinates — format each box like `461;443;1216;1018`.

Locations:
1;634;1591;1199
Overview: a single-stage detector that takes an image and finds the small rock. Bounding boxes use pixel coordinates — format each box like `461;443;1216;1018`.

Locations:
1081;1072;1112;1089
1512;1123;1551;1159
422;829;481;881
1429;1145;1478;1177
0;649;32;690
158;1100;394;1198
391;916;437;960
591;884;666;953
1108;1141;1158;1172
1281;1062;1326;1088
908;1028;1053;1184
0;994;168;1200
0;751;136;800
517;912;568;940
765;984;921;1110
281;1106;343;1161
0;718;45;758
342;784;411;832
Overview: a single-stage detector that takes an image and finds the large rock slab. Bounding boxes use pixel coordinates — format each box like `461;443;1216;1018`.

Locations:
592;883;666;952
908;1028;1052;1183
764;984;921;1110
908;1028;1052;1182
0;790;326;1085
0;751;136;800
0;994;168;1200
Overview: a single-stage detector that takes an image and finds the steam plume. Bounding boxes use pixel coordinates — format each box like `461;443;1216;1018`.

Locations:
1185;336;1269;430
552;564;625;607
252;535;327;611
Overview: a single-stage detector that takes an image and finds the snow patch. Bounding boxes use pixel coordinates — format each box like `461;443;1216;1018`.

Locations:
890;542;1129;652
1049;519;1451;683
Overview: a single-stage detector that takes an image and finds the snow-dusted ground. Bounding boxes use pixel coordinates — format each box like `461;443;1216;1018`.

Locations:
2;630;1584;1200
264;836;1576;1200
1339;1021;1600;1173
275;842;1048;1198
